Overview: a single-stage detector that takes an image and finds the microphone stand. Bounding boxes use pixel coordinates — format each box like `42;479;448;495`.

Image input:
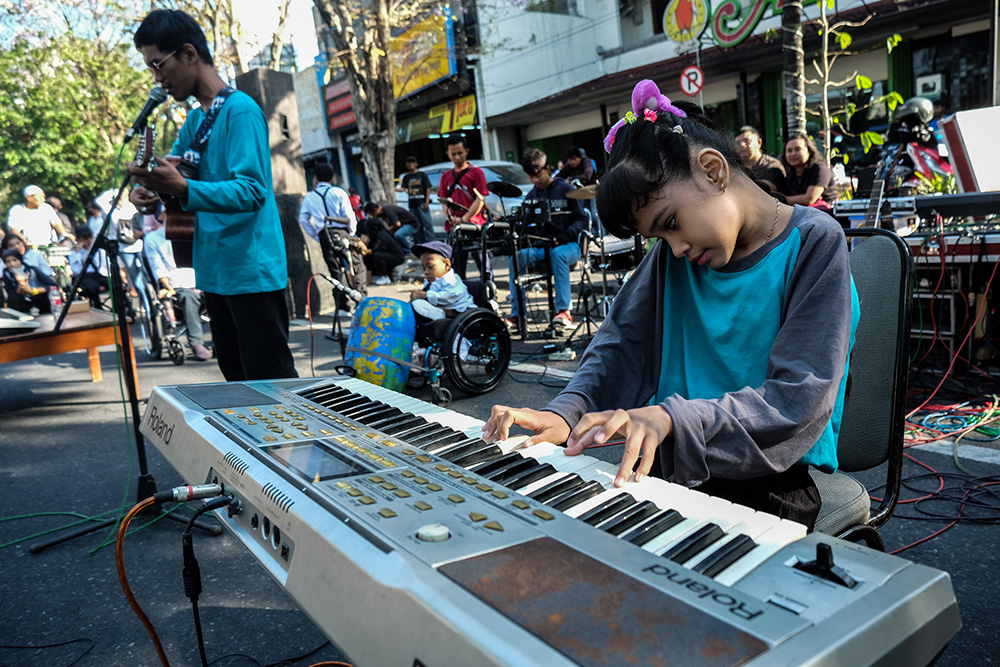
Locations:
32;172;220;555
319;274;361;358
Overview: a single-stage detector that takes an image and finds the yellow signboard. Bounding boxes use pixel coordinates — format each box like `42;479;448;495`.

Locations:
391;13;456;100
428;95;477;134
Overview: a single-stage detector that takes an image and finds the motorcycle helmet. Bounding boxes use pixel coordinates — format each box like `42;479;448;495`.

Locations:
894;96;934;125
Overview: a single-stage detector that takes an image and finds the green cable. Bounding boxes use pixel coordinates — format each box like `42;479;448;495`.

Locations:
951;394;998;476
0;509;127;549
88;503;191;555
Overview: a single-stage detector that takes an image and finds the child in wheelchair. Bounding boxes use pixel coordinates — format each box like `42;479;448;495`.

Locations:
143;221;212;362
408;241;474;342
404;240;511;401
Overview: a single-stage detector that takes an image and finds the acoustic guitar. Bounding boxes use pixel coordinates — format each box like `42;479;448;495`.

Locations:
134;126;196;267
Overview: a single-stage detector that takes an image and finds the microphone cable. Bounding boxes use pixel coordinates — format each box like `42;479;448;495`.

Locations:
116;496;170;666
116;485;224;667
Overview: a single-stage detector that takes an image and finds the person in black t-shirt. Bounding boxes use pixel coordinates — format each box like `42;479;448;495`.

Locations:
507;149;588;331
358;217;405;286
734;126;786;194
364;202;421;255
782;133;838;212
555;146;597;185
398;156;435;243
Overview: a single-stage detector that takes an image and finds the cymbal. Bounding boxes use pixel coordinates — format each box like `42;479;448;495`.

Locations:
566;184;598;200
440;196;470;213
487;181;522;198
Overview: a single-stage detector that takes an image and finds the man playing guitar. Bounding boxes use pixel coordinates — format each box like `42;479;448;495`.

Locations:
126;9;297;382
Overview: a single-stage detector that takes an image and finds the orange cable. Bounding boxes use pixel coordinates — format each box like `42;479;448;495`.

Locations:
115;497;170;667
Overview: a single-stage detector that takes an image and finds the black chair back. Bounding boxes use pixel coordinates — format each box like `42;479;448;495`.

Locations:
838;228;913;526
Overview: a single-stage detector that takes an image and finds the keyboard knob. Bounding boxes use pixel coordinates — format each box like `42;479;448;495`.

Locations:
417;523;451;542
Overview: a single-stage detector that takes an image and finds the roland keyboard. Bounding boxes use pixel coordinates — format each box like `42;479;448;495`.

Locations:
140;377;960;667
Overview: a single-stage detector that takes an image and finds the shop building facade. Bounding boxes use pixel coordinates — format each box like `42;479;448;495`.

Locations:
475;0;998;172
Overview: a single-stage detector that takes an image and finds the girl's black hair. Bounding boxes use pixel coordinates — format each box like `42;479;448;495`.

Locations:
596;105;747;238
134;10;213;65
781;132;824;173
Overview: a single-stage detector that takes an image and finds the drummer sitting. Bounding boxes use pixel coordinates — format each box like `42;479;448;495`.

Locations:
507;148;588;331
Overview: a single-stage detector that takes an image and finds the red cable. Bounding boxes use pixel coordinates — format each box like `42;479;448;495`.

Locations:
908;248;1000;418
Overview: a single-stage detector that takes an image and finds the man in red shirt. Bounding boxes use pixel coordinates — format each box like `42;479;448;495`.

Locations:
437;135;489;277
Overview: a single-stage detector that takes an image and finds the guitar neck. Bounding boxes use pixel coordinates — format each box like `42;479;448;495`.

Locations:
864;179;886;226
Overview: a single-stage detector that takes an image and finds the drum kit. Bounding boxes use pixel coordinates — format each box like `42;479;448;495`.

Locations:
446;178;643;334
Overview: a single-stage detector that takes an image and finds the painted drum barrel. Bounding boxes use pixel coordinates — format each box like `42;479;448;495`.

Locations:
344;297;416;392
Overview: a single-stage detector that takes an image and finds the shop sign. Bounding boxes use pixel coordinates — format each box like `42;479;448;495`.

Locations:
324;79;356;131
396;94;478;144
663;0;711;44
392;10;457;100
664;0;829;49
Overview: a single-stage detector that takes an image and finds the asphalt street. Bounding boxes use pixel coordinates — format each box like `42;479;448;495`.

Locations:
0;276;996;666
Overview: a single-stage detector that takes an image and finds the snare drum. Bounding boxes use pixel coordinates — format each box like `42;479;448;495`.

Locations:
589;236;642;273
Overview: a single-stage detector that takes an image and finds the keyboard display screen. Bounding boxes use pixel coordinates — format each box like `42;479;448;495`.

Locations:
264;441;371;482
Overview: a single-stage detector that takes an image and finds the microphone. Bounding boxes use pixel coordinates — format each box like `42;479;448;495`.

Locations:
320;274;363;303
124;87;169;142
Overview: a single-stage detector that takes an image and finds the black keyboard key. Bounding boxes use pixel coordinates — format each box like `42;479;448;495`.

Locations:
468;452;523;476
506;463;557;490
577;494;636;526
349;404;396;422
549;481;605;511
408;427;461;447
326;395;370;411
487;457;538;483
367;412;411;430
621;510;684;546
381;417;429;435
391;422;442;441
439;440;491;462
691;535;758;578
662;523;726;563
527;474;583;503
420;432;468;452
451;444;503;468
602;501;660;536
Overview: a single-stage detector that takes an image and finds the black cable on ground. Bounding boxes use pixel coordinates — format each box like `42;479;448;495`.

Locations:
0;637;96;667
183;496;235;667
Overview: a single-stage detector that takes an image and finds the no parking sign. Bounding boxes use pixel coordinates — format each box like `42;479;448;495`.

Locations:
680;65;704;97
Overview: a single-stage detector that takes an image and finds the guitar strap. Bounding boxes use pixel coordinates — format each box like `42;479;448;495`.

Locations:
177;86;237;179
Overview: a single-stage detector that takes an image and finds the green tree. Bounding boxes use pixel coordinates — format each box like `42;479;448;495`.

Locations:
311;0;445;202
803;0;902;161
0;35;149;221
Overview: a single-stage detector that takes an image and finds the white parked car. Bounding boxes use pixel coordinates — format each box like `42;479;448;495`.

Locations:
396;160;533;236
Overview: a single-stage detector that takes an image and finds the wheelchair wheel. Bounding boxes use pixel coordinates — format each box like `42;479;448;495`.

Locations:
432;386;452;406
135;284;164;359
442;308;511;395
167;339;185;365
